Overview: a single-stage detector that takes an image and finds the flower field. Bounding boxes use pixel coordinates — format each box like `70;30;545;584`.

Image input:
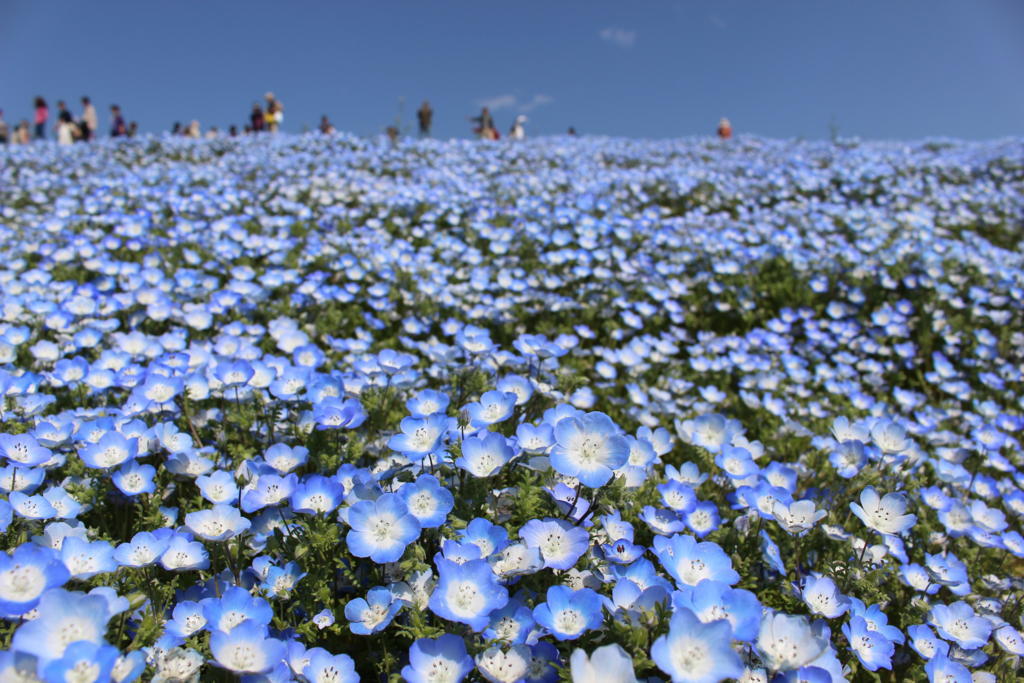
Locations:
0;133;1023;682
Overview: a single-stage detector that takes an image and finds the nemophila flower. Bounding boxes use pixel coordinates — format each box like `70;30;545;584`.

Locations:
185;504;251;542
78;430;138;469
773;499;827;535
114;529;173;568
516;422;555;453
0;433;52;467
111;461;156;497
658;480;697;513
923;654;971;682
899;562;940;594
430;557;508;631
475;644;531;683
655;534;739;587
388;414;449;460
460;518;510;558
799;574;848;619
159;533;210;571
907;624;949;660
60;536;117;579
673;580;760;642
570;644;636;683
519;517;589;570
165;601;208;639
551;411;629;487
136;372;182;405
756;612;830;673
929;601;992;649
312;608;335;630
42;640;120;683
993;625;1024;656
843;614;896;672
401;634;474;683
465;390;517;429
850;486;916;536
0;544;70;616
399;474;454;528
346;493;421;563
828;440;866;478
112;649;146;683
197;469;240;504
345;586;405;634
302;649;359;683
456;432;515;478
9;491;57;520
241;473;298;513
532;585;602;641
847;598;904;644
680;413;743;454
924;552;969;589
969;499;1007;533
936;501;973;537
407;389;450;417
210;620;286;674
290;475;344;514
313;397;367;430
715;445;758;480
483;600;536;644
601;538;645;564
869;418;909;453
11;588;112;662
640;505;686;536
497;374;533;405
263;443;309;474
204;585;274;632
0;464;45;494
684;501;721;537
651;606;743;683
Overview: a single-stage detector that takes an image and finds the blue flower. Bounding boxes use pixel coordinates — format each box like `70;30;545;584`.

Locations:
185;504;251;542
345;586;405;635
923;654;971;682
755;612;829;672
0;544;70;616
204;586;274;632
346;493;421;564
402;634;474;683
650;606;743;683
197;469;240;504
209;620;286;674
801;574;848;619
532;585;603;640
850;486;916;536
43;640;120;683
570;644;637;683
0;433;52;467
842;615;894;671
11;588;112;662
111;461;156;497
465;390;517;429
551;411;629;487
456;432;515;478
673;579;761;642
429;557;508;631
302;649;359;683
241;473;298;513
929;601;992;650
654;534;739;587
519;517;589;570
60;537;117;579
398;474;454;528
290;475;344;514
388;414;449;460
114;529;173;568
159;533;210;571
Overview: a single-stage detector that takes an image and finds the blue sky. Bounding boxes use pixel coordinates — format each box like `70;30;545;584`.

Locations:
2;0;1022;140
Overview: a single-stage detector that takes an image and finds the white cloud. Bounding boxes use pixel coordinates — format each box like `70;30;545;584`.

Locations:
521;94;554;112
477;94;518;111
599;27;636;48
476;93;554;113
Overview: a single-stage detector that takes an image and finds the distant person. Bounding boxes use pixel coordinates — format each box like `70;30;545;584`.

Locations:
319;115;335;135
567;126;577;136
128;121;138;138
15;120;30;144
56;100;71;128
110;105;127;137
205;126;218;139
33;97;48;140
717;117;732;140
171;121;182;136
56;114;78;145
80;97;98;141
0;110;8;144
417;100;433;136
229;125;238;137
509;114;527;140
386;125;399;144
265;92;283;133
185;120;200;138
250;103;265;132
471;106;496;140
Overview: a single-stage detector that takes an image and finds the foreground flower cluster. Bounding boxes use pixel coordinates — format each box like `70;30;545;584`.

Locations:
0;133;1022;682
